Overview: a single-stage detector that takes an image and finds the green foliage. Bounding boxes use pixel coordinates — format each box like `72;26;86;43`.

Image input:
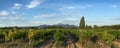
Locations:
86;25;92;29
97;31;115;45
0;28;119;48
28;29;34;41
5;30;28;41
54;30;65;41
94;25;98;29
0;32;5;40
28;29;55;41
108;30;120;39
68;29;79;42
14;31;28;40
4;30;13;41
79;30;94;42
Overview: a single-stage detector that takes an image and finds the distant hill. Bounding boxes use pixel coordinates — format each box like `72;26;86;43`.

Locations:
0;23;78;29
38;23;78;28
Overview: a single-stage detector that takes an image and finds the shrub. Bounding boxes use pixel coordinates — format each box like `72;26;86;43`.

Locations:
28;29;55;41
28;29;35;41
79;30;94;42
4;30;28;41
4;30;13;41
68;29;79;42
0;32;5;40
108;30;120;39
97;32;115;45
54;30;65;41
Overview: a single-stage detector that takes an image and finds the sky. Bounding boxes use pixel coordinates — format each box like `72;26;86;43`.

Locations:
0;0;120;27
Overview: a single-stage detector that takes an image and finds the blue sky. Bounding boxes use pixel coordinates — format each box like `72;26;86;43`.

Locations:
0;0;120;27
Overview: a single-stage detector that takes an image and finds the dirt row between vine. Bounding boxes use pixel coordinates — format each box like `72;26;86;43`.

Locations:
35;32;82;48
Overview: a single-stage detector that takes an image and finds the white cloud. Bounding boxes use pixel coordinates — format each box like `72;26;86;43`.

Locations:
67;6;75;9
59;6;75;11
30;21;41;24
59;18;78;25
9;17;25;21
111;5;117;8
27;0;43;8
79;5;92;8
15;3;22;7
0;11;9;16
12;11;16;14
59;5;93;11
0;10;25;22
13;3;22;10
8;3;23;16
33;14;57;18
0;16;25;21
1;17;7;19
65;18;76;20
31;13;79;25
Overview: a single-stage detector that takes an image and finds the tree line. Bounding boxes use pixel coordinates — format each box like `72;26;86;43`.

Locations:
79;16;120;29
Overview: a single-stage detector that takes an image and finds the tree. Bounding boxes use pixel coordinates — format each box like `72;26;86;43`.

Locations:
94;25;98;29
86;25;92;29
79;16;85;29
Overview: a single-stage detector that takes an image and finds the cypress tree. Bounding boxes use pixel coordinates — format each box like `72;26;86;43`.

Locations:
79;16;85;29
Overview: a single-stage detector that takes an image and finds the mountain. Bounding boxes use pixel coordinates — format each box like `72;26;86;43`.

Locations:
38;23;78;28
0;23;78;29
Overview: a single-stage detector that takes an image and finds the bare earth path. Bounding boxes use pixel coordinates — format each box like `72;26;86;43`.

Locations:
66;32;77;48
35;32;81;48
35;39;55;48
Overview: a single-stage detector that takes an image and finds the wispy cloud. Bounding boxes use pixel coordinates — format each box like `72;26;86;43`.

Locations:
79;5;92;8
111;5;117;8
59;18;78;25
0;16;25;22
30;21;41;24
0;2;26;25
112;17;120;20
65;18;76;21
60;6;75;10
11;3;23;15
11;11;16;14
26;0;43;8
0;10;25;23
0;11;9;16
59;5;93;11
13;3;23;10
33;14;57;19
31;12;80;25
